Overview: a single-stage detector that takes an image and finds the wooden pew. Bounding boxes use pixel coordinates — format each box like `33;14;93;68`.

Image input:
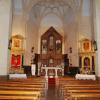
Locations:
70;93;100;100
0;89;41;100
0;77;46;100
59;77;100;100
0;95;38;100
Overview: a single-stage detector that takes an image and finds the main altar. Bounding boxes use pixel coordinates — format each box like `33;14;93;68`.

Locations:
40;27;64;77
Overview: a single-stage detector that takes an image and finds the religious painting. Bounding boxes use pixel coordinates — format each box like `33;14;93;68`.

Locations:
12;38;22;49
11;54;22;69
83;57;90;67
82;39;91;52
81;55;92;73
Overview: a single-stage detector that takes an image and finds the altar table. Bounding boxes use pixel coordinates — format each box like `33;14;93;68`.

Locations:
41;67;64;78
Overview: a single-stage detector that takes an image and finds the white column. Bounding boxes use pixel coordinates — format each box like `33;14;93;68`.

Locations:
94;0;100;77
0;0;12;75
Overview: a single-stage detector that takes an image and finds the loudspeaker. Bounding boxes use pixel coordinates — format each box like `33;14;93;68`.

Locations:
63;54;69;75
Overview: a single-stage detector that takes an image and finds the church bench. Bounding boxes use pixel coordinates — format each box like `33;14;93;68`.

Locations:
0;79;45;82
59;80;99;84
61;83;100;89
0;83;44;88
62;85;100;100
0;82;45;85
0;95;39;100
0;84;45;91
0;85;45;94
69;93;100;100
0;86;43;91
63;89;100;100
60;82;100;100
0;80;46;98
0;85;45;100
0;90;41;95
0;90;41;100
63;84;100;87
61;85;100;94
67;89;100;93
59;82;99;87
62;86;100;93
0;77;46;100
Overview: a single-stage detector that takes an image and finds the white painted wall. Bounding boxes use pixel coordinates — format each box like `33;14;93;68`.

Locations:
0;0;12;75
12;15;26;37
94;0;100;77
79;0;92;40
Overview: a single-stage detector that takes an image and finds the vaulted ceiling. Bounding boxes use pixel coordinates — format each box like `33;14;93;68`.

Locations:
13;0;81;23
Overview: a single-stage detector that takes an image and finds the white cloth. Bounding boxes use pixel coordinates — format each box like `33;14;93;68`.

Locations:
75;74;96;80
31;64;36;75
9;74;27;79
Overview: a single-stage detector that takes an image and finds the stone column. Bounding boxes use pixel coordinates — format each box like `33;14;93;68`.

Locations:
94;0;100;77
0;0;12;75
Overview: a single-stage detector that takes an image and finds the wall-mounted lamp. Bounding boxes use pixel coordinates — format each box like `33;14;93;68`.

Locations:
93;40;97;51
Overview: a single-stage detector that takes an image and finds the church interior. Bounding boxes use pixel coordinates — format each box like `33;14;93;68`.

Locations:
0;0;100;100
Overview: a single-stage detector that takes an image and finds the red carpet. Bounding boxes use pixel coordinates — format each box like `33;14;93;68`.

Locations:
48;78;55;85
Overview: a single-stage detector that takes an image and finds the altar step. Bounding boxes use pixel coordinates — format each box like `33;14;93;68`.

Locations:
48;78;55;85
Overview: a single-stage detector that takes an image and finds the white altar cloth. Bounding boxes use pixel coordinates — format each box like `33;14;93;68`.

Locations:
75;74;96;80
9;74;27;79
